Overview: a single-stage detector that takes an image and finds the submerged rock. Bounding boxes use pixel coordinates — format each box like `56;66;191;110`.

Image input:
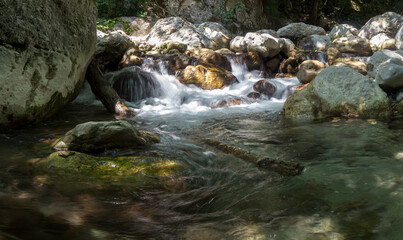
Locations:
253;80;276;97
297;60;326;84
358;12;403;39
177;64;238;90
30;151;182;184
0;0;97;129
284;66;391;120
53;120;160;153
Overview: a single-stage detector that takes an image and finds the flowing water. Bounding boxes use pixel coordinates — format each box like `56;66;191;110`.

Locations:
0;56;402;240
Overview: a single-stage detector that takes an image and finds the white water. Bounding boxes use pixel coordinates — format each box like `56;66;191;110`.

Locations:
123;57;300;121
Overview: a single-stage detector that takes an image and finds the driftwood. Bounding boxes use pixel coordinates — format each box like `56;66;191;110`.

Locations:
203;138;304;176
86;60;134;117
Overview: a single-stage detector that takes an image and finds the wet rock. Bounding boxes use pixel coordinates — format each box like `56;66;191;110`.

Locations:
158;41;188;54
177;64;238;90
253;80;276;97
96;30;135;72
284;66;391;120
230;36;247;52
247;92;261;99
212;98;243;108
244;32;284;58
329;24;359;39
120;48;143;68
298;35;331;51
160;53;192;75
30;151;181;184
196;22;231;49
397;26;403;50
0;0;97;128
297;60;326;84
53;120;160;153
244;52;263;71
277;22;326;41
280;57;299;75
369;33;396;51
266;57;281;74
331;36;373;56
197;50;231;71
358;12;403;39
106;66;163;102
146;17;209;49
326;47;342;65
333;58;367;75
215;48;235;55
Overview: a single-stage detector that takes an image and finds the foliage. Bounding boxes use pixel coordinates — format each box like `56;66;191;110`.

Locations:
96;0;149;19
216;0;246;25
97;18;133;35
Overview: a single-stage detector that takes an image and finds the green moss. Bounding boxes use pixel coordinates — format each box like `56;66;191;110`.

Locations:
30;151;183;184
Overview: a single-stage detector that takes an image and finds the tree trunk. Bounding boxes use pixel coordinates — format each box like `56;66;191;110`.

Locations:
85;60;134;117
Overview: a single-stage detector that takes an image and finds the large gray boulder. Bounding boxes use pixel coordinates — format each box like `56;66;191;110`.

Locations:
0;0;97;129
243;32;284;57
396;26;403;50
329;24;359;40
284;66;391;120
358;12;403;39
366;49;403;77
375;60;403;92
53;120;160;153
331;36;373;56
277;22;326;41
230;36;247;52
196;22;232;49
146;17;210;49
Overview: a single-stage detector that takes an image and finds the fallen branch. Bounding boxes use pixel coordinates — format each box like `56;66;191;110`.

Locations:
86;60;134;117
203;138;303;176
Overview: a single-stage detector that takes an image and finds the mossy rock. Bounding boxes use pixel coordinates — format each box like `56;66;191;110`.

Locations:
158;42;187;54
29;151;183;185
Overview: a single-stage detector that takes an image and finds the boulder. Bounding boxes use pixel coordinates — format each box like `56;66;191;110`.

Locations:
253;80;276;97
281;38;297;57
53;120;160;153
277;22;326;41
266;57;281;74
297;60;326;84
329;24;359;39
358;12;403;39
332;58;367;75
196;22;231;49
95;30;135;72
369;33;396;51
197;50;231;71
119;16;156;38
298;35;331;51
0;0;97;129
256;29;279;38
159;53;192;75
146;17;209;49
30;151;181;184
326;47;342;65
177;64;238;90
331;36;373;56
395;26;403;50
120;48;143;68
158;41;188;54
284;66;391;120
280;57;299;75
106;66;163;102
230;36;247;52
366;49;403;78
375;60;403;92
243;32;284;58
244;52;263;71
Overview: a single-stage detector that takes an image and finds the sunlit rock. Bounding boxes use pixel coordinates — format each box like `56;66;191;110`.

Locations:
158;41;188;54
196;22;232;49
284;66;391;120
197;49;231;71
358;12;403;39
297;60;326;84
243;32;284;58
370;33;396;51
331;36;373;56
53;120;160;153
326;47;342;65
332;58;367;75
230;36;247;52
396;25;403;50
367;49;403;78
329;24;359;39
177;64;238;90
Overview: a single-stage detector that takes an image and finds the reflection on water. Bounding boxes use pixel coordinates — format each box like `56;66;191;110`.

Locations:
0;104;402;239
